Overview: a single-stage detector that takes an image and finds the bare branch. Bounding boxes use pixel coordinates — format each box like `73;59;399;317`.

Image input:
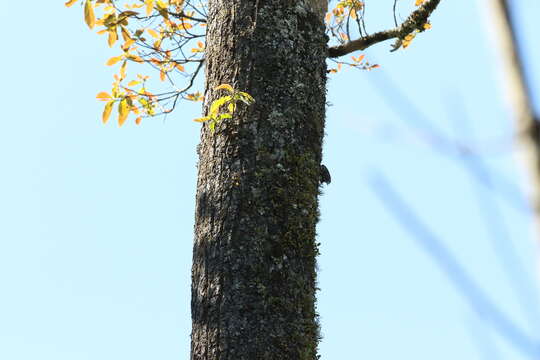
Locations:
368;172;540;358
446;97;540;331
328;0;441;58
362;68;528;212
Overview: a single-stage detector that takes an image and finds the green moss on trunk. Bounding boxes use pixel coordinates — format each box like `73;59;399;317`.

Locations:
191;1;327;359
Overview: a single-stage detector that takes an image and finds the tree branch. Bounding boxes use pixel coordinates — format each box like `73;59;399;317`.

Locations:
328;0;442;58
368;172;540;358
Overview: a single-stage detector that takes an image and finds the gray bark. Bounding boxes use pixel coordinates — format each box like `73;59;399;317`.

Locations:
191;1;327;359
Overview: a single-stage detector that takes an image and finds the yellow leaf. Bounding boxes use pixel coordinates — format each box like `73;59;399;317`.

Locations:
106;55;123;66
147;28;159;39
128;80;141;87
118;99;130;126
175;63;185;72
415;0;425;5
186;92;203;101
423;23;432;30
65;0;78;7
120;26;131;42
179;22;193;30
145;0;154;15
214;84;234;92
107;28;118;47
156;0;168;10
121;39;135;51
84;0;95;29
193;116;211;123
160;70;166;81
96;91;112;101
120;60;127;79
102;100;114;124
128;55;144;63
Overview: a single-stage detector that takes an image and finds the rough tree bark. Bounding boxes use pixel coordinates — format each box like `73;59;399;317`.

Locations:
191;0;327;359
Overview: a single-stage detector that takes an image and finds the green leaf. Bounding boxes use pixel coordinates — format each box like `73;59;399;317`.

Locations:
238;92;255;104
209;95;232;116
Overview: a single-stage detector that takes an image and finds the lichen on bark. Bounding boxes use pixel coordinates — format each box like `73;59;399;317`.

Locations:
191;0;327;359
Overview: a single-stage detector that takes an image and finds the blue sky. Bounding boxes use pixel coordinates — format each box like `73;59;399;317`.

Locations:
1;1;539;359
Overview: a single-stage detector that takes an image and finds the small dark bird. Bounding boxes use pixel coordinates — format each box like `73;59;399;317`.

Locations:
320;164;331;185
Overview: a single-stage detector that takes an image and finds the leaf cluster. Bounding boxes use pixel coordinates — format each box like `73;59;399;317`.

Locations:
66;0;436;126
194;84;255;132
67;0;207;126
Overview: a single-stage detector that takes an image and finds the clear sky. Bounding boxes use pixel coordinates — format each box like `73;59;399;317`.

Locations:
1;0;539;359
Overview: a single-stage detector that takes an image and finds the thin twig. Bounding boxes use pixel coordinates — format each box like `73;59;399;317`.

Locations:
328;0;441;57
393;0;399;27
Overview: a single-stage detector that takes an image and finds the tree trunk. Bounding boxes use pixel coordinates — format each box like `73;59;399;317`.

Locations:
191;1;327;359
